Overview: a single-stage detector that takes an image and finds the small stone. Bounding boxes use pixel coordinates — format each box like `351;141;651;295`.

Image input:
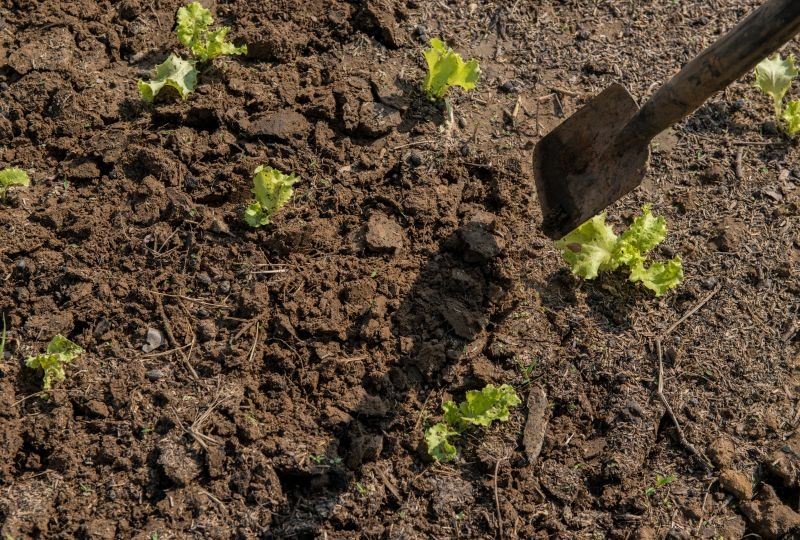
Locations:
217;280;231;294
701;277;719;290
146;369;166;381
142;328;163;353
409;152;422;167
500;80;518;93
719;469;753;501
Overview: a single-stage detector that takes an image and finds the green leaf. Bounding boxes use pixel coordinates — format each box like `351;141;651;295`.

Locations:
0;167;30;198
425;384;521;462
244;166;299;228
244;201;267;228
555;206;683;295
176;2;213;49
783;100;800;136
628;257;683;297
455;384;521;428
618;205;666;255
196;27;247;62
25;335;83;394
754;53;798;117
138;53;198;102
422;38;480;100
554;213;619;279
176;2;246;63
424;423;458;462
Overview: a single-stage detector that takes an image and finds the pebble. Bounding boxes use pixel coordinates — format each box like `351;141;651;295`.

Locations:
146;369;166;381
500;80;518;93
701;277;719;289
409;152;422;167
142;328;163;353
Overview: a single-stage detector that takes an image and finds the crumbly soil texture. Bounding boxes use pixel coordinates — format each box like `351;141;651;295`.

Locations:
1;0;800;538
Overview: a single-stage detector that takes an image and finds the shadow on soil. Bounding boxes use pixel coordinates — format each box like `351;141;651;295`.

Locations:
269;219;511;537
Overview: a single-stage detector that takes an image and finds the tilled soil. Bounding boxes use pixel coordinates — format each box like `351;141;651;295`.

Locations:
1;0;800;538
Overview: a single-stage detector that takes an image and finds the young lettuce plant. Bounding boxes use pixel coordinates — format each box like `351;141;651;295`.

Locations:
425;384;521;462
422;38;480;101
754;53;800;137
244;166;299;227
25;335;83;397
0;167;30;200
555;205;683;296
139;2;247;103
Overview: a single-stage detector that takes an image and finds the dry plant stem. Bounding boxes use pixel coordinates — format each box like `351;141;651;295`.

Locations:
494;457;506;540
153;282;199;380
655;283;721;470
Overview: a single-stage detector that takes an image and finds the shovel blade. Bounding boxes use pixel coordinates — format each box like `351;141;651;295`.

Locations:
534;83;650;239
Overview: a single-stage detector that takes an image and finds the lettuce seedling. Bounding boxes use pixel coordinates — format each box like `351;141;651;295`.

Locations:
422;38;480;101
138;54;198;102
25;335;83;396
425;384;521;462
755;54;797;117
0;167;30;200
139;2;246;103
176;2;247;63
555;205;683;296
244;166;299;227
754;54;800;136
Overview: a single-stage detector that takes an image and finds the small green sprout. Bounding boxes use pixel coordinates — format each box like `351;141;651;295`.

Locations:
244;166;299;228
422;38;480;101
0;167;30;200
424;384;521;462
646;473;677;497
754;54;800;137
25;335;83;396
555;205;683;296
139;2;246;103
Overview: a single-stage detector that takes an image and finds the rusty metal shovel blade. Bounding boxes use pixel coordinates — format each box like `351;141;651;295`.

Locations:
533;0;800;239
533;83;649;239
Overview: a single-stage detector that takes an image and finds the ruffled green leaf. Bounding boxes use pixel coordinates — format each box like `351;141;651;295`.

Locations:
176;2;213;49
554;213;619;279
196;27;247;62
138;53;198;102
176;2;247;63
25;335;83;395
0;167;30;198
244;166;299;228
783;100;800;137
422;38;480;100
555;206;683;295
755;53;798;117
628;258;684;297
424;423;458;462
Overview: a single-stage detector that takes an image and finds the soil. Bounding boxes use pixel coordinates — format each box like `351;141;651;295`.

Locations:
1;0;799;538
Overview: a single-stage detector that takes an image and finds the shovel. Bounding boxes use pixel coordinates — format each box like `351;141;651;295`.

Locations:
534;0;800;239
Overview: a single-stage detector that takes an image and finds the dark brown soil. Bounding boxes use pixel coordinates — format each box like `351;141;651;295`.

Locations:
1;1;799;538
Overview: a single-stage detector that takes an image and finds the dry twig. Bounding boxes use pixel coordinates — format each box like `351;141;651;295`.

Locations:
654;283;721;470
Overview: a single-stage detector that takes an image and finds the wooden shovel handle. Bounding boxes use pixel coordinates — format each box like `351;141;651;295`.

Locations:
621;0;800;143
